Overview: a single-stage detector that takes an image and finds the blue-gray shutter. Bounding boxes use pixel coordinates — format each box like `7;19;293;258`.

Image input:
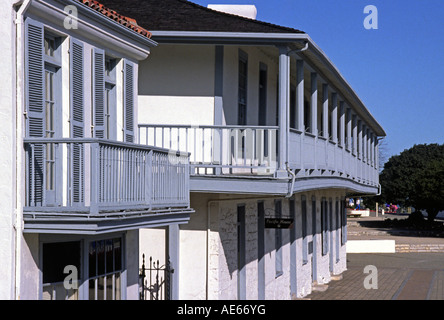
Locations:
70;38;84;204
92;48;105;138
25;18;44;206
124;60;135;143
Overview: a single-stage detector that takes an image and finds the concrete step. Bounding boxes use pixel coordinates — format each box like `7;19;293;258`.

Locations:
330;274;343;281
312;283;329;292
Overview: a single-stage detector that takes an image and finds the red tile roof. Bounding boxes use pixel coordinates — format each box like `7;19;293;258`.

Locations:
75;0;152;38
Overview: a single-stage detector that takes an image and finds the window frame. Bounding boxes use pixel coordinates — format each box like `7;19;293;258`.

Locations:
238;50;248;126
39;233;126;300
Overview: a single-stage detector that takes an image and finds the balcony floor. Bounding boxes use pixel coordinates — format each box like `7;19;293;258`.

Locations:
23;207;194;235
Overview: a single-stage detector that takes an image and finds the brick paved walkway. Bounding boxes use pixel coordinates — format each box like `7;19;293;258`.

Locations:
307;253;444;300
305;215;444;300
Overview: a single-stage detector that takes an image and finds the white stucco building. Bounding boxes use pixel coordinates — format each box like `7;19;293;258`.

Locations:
0;0;192;300
98;0;386;299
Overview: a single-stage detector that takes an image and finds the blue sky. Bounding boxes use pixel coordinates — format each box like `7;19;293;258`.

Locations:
193;0;444;159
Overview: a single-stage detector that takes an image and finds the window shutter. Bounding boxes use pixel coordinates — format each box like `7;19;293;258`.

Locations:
123;60;135;143
92;48;105;138
70;39;84;138
25;18;44;206
70;39;84;204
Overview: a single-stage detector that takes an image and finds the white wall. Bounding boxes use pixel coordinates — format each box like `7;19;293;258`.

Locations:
0;0;17;300
19;234;40;299
171;190;346;300
126;230;140;300
223;46;279;126
138;44;216;126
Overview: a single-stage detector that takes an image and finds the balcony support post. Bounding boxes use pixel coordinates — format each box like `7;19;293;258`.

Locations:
339;101;345;147
90;142;100;215
296;60;304;132
277;46;290;178
352;112;358;156
346;107;352;151
322;83;329;140
331;92;338;143
310;72;318;136
168;224;180;300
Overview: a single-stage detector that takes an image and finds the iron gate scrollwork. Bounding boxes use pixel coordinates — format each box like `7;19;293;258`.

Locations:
139;254;173;300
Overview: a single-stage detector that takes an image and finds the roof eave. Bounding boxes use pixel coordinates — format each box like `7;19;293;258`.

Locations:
150;30;307;45
67;0;158;48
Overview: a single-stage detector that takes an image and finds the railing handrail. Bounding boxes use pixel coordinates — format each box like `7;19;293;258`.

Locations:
138;124;279;130
23;137;191;157
138;124;378;186
25;137;190;211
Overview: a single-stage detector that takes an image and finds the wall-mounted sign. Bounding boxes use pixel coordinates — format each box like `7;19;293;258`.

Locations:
265;218;294;229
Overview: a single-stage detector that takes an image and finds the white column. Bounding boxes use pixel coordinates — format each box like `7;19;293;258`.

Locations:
338;101;345;147
169;224;180;300
352;113;357;155
362;124;367;162
296;60;304;132
346;107;352;150
278;46;290;175
358;119;362;159
322;83;329;139
331;92;338;143
310;72;318;135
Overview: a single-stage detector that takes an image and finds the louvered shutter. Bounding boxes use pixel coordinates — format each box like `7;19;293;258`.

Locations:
92;48;105;138
25;19;44;206
70;39;84;204
123;60;135;143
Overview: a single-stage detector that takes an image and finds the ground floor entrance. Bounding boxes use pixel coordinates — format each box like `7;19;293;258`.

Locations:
41;234;125;300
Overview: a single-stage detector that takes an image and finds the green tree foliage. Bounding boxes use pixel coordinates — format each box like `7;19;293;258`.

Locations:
379;143;444;222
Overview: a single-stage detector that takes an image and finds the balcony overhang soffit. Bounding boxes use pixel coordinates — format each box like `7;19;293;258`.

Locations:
22;207;194;235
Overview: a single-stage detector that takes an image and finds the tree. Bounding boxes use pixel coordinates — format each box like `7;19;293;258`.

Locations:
379;143;444;222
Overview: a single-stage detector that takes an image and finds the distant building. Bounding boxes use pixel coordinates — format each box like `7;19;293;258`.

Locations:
99;0;386;299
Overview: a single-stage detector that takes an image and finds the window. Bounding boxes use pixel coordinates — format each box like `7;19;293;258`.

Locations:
104;57;116;139
321;198;329;256
301;195;308;264
237;205;246;300
238;50;248;126
304;100;310;133
42;241;81;300
258;63;267;126
44;66;56;191
43;32;61;201
290;85;296;129
257;201;265;300
88;237;123;300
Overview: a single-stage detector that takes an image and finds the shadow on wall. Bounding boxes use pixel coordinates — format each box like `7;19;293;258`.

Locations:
181;193;341;277
138;44;215;97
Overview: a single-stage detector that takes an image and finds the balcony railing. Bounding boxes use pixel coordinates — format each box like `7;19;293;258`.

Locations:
24;138;190;214
138;124;379;187
138;125;279;176
288;129;379;186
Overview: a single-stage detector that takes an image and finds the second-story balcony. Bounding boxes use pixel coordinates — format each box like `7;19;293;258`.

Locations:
23;138;192;234
138;124;380;195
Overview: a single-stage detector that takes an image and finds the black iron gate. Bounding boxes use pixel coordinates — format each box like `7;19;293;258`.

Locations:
139;254;173;300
